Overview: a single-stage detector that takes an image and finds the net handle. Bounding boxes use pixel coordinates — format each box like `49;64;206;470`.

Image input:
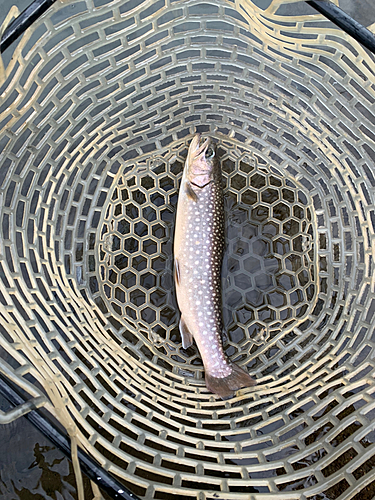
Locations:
1;0;375;55
0;6;20;81
0;373;141;500
306;0;375;54
0;0;56;54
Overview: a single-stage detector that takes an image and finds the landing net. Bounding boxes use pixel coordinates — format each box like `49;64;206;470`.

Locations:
0;0;375;498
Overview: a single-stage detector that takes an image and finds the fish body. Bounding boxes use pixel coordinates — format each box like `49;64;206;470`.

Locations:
174;134;256;398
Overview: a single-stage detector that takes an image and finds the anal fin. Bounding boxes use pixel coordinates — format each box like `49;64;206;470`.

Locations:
174;258;180;286
179;317;193;349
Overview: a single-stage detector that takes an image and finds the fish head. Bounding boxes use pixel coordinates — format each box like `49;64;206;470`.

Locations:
185;134;219;187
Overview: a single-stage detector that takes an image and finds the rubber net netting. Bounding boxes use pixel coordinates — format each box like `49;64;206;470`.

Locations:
0;0;375;498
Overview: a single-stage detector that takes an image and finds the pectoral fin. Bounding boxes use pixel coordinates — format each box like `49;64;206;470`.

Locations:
179;317;193;349
222;328;229;343
186;182;198;202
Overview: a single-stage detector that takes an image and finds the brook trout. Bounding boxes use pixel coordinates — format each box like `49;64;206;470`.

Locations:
174;134;256;398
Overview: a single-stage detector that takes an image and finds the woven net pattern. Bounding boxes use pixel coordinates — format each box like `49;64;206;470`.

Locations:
0;0;375;498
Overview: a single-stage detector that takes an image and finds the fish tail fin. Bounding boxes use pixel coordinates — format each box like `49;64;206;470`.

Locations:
205;364;256;399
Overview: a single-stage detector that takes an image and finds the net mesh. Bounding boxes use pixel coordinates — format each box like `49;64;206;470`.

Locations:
0;0;375;498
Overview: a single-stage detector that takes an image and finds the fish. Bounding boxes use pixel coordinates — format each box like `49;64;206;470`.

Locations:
174;134;256;398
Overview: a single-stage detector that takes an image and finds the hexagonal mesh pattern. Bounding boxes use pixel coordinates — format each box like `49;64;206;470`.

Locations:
90;144;317;377
0;0;375;499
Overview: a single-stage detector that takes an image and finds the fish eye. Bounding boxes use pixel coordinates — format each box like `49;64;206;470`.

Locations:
205;147;214;158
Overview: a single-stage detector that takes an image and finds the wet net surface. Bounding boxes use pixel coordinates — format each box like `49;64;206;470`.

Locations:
0;0;375;498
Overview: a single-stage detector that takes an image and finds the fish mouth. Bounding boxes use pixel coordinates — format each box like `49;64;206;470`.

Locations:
186;134;216;170
193;134;215;159
196;135;210;157
200;136;215;159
